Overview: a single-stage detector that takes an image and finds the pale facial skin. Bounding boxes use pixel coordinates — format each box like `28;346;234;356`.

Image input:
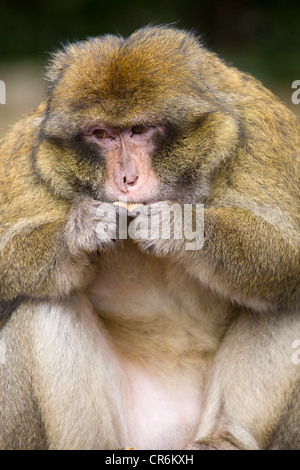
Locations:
83;123;163;203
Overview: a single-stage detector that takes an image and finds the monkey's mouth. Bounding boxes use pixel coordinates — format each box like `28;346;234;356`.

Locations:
112;198;161;206
142;199;161;205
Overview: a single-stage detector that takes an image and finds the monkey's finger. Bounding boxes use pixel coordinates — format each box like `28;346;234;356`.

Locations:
128;205;148;219
114;205;129;219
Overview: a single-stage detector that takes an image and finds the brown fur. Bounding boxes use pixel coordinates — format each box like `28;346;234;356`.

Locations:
0;25;299;449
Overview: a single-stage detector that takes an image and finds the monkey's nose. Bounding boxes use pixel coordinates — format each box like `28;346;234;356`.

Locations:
115;171;139;192
123;174;138;187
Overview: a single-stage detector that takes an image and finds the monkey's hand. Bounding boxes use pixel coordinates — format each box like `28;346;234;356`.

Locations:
186;437;241;450
66;197;122;256
129;201;203;256
0;197;122;310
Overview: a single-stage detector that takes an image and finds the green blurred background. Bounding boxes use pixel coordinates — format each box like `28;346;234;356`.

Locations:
0;0;299;132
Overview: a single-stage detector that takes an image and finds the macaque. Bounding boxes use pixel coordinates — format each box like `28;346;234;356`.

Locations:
0;25;299;450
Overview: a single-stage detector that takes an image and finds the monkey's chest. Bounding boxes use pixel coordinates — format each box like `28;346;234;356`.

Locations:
87;242;221;361
85;243;224;449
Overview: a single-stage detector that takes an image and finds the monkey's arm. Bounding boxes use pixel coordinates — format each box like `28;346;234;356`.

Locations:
193;206;300;311
132;204;300;312
0;196;119;309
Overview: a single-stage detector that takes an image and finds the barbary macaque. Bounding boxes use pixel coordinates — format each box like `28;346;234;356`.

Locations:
0;25;299;450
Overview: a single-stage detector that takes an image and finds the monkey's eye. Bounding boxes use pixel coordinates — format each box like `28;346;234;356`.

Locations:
131;125;149;135
93;129;110;140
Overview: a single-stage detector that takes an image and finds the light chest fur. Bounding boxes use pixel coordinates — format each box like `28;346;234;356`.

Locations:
84;241;232;449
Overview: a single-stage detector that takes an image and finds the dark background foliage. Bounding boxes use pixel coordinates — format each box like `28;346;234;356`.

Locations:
0;0;299;129
1;0;299;81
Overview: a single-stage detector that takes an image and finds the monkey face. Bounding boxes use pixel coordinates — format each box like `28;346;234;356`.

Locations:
82;123;163;203
34;26;240;204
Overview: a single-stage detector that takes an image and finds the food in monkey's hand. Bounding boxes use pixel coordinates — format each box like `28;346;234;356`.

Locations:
113;201;144;213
